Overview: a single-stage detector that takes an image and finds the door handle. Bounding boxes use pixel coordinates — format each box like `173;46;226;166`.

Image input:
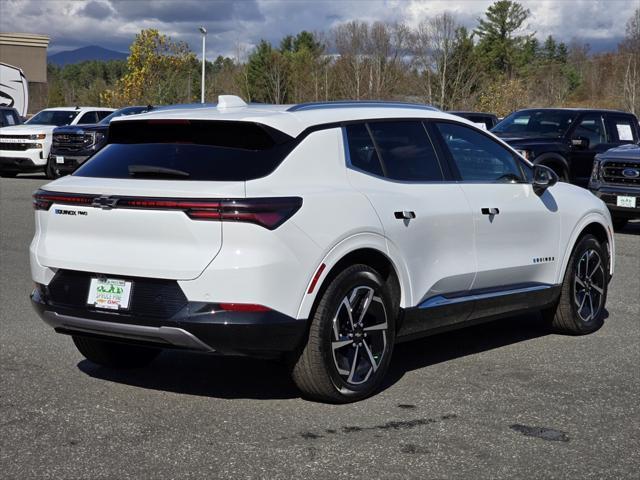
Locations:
394;211;416;220
481;207;500;215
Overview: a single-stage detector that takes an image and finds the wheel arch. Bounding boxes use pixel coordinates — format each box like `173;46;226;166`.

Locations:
296;234;410;321
533;153;570;180
557;214;614;284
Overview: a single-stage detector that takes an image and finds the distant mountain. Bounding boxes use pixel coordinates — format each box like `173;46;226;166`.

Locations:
48;46;128;66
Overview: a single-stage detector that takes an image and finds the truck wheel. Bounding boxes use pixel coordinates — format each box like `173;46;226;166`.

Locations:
543;234;608;335
612;218;628;231
45;159;60;179
291;265;396;403
72;336;160;368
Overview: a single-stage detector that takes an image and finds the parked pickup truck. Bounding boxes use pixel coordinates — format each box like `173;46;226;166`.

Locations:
448;111;499;130
48;105;154;178
0;106;114;178
589;143;640;230
492;108;640;187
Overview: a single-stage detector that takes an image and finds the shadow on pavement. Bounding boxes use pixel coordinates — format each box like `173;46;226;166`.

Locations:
77;311;568;401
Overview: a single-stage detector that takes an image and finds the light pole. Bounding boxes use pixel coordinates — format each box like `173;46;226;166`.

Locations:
199;26;207;104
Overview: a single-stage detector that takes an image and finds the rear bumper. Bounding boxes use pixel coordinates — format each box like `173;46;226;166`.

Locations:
31;288;307;357
590;185;640;218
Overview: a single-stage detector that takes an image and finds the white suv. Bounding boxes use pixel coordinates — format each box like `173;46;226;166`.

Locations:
0;106;114;177
30;96;614;402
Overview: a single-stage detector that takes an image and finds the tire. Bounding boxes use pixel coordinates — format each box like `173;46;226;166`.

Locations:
612;218;628;231
72;336;160;369
544;234;608;335
0;171;17;178
291;264;396;403
45;158;60;179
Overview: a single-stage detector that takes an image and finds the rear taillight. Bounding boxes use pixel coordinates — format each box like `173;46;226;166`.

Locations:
32;191;94;211
33;190;302;230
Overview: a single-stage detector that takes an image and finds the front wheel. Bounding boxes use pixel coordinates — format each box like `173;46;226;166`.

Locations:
45;158;60;179
291;265;396;403
72;336;160;368
544;234;608;334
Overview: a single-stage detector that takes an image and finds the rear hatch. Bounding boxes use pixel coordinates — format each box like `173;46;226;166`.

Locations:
33;119;295;280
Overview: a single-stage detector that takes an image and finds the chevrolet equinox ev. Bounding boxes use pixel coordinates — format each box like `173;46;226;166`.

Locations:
30;96;615;402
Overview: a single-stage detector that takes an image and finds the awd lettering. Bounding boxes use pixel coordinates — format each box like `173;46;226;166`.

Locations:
54;209;88;216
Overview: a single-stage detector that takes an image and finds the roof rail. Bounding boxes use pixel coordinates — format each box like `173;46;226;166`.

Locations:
287;100;439;112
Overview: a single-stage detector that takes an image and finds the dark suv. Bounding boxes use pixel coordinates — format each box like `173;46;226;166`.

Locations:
492;109;640;186
589;144;640;230
48;105;153;178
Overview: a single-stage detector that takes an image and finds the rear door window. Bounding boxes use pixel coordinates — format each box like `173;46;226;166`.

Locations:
97;111;113;121
435;122;524;183
78;111;98;124
573;114;608;148
367;121;444;181
73;120;294;181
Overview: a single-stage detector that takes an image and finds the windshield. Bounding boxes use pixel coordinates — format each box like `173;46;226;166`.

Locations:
99;106;152;125
492;110;577;138
26;110;80;126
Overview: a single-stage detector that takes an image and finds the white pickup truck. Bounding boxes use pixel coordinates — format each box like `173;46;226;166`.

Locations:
0;106;113;177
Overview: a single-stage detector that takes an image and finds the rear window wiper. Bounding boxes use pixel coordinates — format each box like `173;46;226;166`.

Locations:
128;165;190;178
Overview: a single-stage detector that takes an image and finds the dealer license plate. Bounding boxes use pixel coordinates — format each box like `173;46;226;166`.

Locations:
616;196;636;208
87;277;132;310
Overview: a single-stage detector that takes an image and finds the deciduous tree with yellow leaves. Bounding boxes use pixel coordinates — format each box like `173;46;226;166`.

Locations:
101;29;196;107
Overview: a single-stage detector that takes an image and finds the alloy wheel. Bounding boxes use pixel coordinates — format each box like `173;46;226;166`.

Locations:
574;249;605;322
331;286;389;386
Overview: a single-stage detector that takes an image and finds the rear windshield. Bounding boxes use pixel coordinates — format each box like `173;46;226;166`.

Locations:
73;120;295;181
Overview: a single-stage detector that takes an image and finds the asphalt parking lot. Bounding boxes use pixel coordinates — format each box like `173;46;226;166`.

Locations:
1;175;639;479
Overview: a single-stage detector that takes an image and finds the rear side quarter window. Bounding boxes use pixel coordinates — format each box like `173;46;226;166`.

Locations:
344;124;385;177
607;115;639;143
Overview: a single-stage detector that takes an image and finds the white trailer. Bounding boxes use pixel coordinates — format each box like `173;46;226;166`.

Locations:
0;62;29;117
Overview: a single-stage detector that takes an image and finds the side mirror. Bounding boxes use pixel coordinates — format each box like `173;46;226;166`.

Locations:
532;164;558;195
571;136;590;149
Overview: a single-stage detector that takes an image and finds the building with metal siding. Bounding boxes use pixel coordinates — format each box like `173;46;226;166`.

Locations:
0;33;50;114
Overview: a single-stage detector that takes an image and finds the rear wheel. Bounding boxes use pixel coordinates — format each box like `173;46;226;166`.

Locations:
72;336;160;368
291;265;396;403
612;218;628;231
544;234;608;334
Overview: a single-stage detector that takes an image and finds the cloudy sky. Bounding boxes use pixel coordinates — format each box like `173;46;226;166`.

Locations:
0;0;636;58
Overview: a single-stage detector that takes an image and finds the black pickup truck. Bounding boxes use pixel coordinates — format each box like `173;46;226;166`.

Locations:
589;144;640;230
48;105;153;178
448;111;499;130
491;108;640;187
